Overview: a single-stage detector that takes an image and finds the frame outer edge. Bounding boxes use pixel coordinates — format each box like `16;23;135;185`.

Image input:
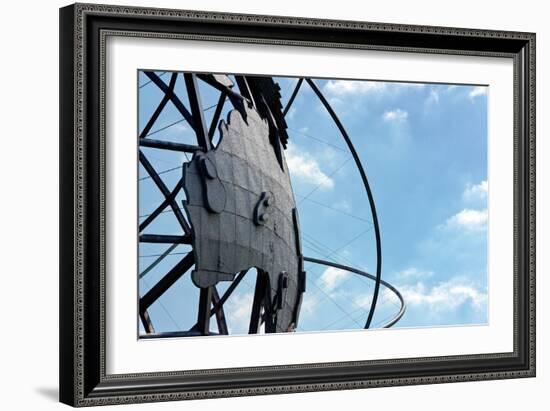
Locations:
59;3;77;407
527;33;536;376
74;2;534;39
75;2;88;407
63;2;537;407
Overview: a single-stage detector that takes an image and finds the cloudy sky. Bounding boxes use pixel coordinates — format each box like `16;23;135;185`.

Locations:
137;71;488;336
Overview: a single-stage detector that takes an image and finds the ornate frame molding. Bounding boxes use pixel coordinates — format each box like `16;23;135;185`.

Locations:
60;3;535;407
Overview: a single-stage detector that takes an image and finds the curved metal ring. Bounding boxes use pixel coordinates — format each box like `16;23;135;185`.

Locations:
285;78;384;329
304;256;405;328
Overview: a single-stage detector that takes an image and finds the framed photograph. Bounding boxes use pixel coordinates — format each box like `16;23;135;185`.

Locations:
59;3;536;407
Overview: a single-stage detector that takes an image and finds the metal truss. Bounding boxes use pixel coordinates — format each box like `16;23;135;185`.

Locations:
138;71;405;337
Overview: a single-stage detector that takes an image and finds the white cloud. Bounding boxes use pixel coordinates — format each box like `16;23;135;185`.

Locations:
326;96;344;108
318;267;349;292
469;86;487;100
286;107;296;120
225;291;253;334
323;80;424;97
399;279;487;312
463;180;488;202
324;80;386;96
300;294;321;317
383;109;408;122
397;83;426;90
332;200;352;212
164;122;188;134
286;144;334;190
444;208;488;231
395;267;433;279
353;294;372;310
426;89;440;105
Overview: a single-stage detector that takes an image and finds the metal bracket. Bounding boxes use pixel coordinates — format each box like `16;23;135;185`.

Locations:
253;191;274;226
196;152;226;213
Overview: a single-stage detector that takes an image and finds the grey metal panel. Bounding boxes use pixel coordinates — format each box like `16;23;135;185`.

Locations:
182;105;303;332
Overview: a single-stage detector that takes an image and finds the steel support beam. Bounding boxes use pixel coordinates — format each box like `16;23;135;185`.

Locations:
184;73;211;151
139;179;184;232
139;138;201;153
139;309;155;334
196;286;213;335
248;270;268;334
208;92;227;140
139;151;191;235
143;71;196;130
139;252;195;311
283;78;303;116
211;287;228;335
139;73;178;138
139;234;191;244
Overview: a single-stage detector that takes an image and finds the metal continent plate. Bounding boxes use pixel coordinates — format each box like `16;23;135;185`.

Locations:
182;105;303;332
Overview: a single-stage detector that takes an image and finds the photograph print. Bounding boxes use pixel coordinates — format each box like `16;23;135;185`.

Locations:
137;71;488;339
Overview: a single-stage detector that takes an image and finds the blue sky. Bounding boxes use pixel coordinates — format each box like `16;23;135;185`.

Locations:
138;72;488;335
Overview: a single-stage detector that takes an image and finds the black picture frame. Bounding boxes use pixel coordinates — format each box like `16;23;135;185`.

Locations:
59;3;536;407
